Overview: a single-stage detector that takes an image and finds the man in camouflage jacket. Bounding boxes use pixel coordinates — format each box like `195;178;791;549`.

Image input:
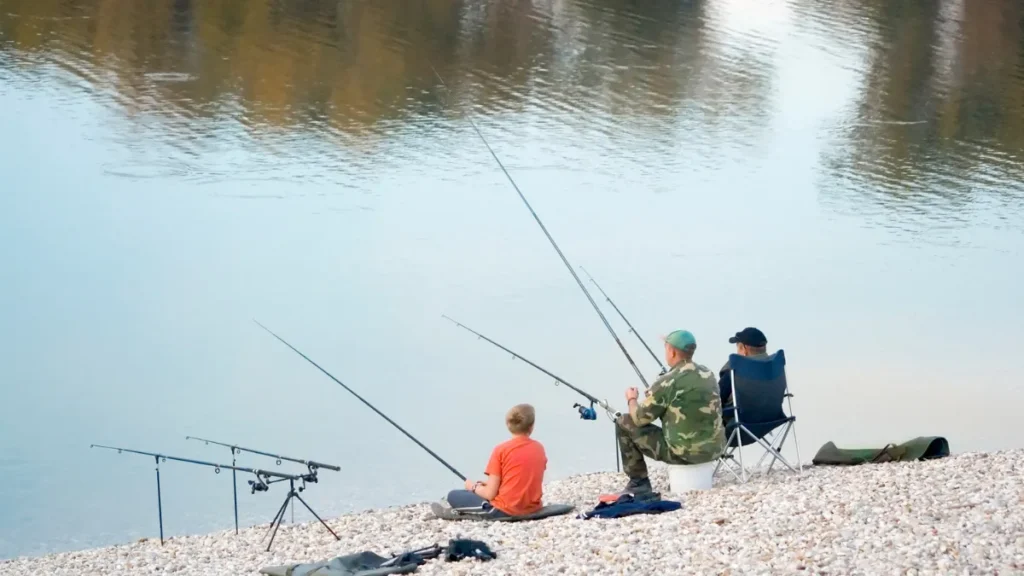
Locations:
617;329;726;494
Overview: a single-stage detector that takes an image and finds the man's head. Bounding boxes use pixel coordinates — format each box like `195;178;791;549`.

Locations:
729;327;767;356
662;330;697;366
506;403;536;436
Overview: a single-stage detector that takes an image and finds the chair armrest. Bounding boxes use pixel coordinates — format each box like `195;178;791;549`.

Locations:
784;393;794;398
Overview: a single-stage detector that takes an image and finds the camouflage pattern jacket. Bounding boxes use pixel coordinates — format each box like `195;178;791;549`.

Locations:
633;360;727;463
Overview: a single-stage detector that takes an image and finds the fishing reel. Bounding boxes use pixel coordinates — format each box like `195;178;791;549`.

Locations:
574;402;598;421
248;474;270;494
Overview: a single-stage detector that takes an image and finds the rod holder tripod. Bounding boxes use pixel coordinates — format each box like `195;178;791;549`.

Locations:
185;435;341;536
262;474;339;552
92;443;309;546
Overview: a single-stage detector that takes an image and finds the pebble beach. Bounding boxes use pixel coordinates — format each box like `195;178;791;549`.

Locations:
3;450;1023;575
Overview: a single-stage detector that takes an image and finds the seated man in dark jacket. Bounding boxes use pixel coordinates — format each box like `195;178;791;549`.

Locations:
718;327;770;416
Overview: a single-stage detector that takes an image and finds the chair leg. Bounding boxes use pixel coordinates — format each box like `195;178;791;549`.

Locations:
736;432;747;483
741;424;798;475
716;456;743;482
721;430;745;482
766;424;792;475
785;395;802;474
714;455;729;478
756;435;798;474
725;460;743;482
792;421;803;473
722;445;745;482
754;430;777;469
738;425;764;478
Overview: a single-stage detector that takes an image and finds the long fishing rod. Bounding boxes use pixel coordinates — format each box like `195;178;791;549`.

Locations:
579;266;667;375
442;315;620;419
443;315;623;472
255;320;466;481
90;444;304;545
91;444;302;481
185;436;340;534
429;65;649;390
185;437;340;472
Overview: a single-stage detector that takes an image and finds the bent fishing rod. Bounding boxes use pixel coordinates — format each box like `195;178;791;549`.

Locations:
579;266;667;375
90;444;306;545
255;320;466;481
442;315;620;420
429;65;649;390
185;436;340;534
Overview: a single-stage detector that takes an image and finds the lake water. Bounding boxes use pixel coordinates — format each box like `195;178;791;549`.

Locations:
1;0;1023;560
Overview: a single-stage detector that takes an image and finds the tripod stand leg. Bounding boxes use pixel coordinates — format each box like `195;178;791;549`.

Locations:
293;492;340;541
262;492;290;550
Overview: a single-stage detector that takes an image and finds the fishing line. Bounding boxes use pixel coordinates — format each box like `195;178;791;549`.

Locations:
429;64;650;389
255;320;466;481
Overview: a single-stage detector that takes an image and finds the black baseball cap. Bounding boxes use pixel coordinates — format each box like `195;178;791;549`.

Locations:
729;327;767;346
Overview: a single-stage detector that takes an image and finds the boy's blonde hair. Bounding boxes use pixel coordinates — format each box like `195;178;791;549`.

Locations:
506;404;535;435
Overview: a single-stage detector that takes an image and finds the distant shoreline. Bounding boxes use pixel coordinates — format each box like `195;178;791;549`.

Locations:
1;451;1021;575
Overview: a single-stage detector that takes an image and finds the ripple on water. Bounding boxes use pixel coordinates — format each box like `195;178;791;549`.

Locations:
2;0;1024;562
144;72;197;83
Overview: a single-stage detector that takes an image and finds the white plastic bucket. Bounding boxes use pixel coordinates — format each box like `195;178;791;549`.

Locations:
667;461;716;493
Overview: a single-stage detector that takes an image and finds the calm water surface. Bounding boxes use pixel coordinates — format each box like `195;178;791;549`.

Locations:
1;0;1023;560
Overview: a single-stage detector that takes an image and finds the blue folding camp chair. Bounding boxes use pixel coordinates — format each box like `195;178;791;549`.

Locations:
715;350;802;482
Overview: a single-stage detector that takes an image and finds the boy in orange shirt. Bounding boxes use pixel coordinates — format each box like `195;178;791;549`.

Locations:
441;403;547;518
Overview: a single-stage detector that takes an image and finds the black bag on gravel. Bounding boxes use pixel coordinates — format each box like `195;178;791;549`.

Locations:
260;545;440;576
444;538;497;561
260;539;495;576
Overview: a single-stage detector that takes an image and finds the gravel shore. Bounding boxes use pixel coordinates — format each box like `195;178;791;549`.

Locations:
3;450;1023;575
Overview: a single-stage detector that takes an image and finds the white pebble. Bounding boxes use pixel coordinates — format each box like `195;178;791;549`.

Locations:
2;452;1023;575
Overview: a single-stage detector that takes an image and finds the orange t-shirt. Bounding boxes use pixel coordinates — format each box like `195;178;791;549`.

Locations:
484;435;547;516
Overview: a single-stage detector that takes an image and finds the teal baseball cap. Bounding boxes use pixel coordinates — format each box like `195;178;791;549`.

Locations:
662;330;696;350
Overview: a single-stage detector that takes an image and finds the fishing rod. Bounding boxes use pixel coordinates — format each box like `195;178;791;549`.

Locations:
185;437;340;473
429;65;649;390
579;266;667;375
442;315;620;420
90;444;311;544
255;320;467;482
443;315;623;472
184;436;340;534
